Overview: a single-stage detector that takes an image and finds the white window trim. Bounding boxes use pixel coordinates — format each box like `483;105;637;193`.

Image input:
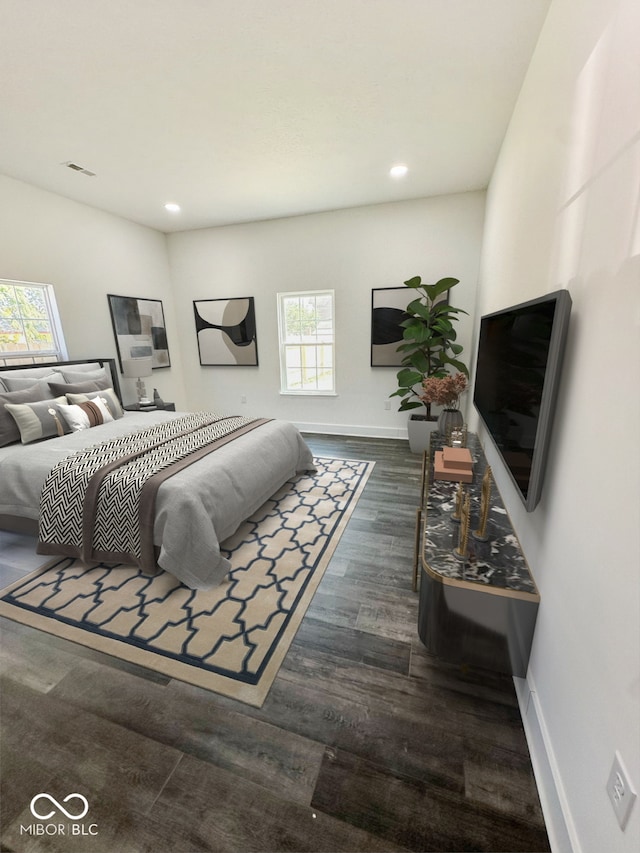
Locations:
0;278;68;365
277;289;336;396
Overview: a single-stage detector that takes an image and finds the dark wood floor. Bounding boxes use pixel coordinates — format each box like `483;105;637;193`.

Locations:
0;434;550;853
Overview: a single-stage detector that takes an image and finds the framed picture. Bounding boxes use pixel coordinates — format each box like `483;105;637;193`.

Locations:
371;286;448;366
371;287;411;367
193;297;259;366
107;294;171;370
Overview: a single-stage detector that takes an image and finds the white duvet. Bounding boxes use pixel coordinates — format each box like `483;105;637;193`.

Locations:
0;411;315;588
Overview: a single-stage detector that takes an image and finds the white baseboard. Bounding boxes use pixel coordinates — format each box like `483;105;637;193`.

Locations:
296;421;409;441
514;674;581;853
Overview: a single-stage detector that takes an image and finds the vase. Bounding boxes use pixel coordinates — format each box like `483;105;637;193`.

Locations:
407;413;439;454
437;408;464;436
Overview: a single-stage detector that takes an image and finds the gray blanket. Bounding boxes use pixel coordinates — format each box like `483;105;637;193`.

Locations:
0;411;315;588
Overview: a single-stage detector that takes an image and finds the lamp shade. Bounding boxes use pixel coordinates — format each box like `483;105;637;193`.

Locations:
122;357;153;379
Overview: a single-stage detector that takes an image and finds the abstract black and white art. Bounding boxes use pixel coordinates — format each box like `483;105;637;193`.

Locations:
108;294;171;370
193;297;259;366
370;287;411;367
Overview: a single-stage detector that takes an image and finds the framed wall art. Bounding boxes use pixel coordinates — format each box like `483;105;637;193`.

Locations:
193;297;258;366
371;286;448;366
370;287;411;367
107;294;171;370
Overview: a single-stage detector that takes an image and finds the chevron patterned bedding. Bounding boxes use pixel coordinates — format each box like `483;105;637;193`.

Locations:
38;412;270;573
0;410;315;588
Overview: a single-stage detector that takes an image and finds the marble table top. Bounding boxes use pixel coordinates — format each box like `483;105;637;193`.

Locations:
423;433;538;596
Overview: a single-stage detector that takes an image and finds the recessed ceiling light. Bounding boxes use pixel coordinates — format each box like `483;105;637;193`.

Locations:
389;164;408;178
164;202;181;212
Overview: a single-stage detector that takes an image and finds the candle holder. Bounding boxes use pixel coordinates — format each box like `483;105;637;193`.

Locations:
451;481;464;523
453;492;471;562
449;424;467;447
472;465;493;541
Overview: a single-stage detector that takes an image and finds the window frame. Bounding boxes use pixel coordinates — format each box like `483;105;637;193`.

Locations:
277;289;337;396
0;279;68;366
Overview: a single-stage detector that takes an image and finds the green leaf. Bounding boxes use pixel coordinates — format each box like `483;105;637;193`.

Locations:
396;368;423;387
399;400;424;411
442;356;470;377
403;276;422;288
403;325;431;345
409;351;430;373
431;303;467;316
432;277;460;295
406;298;431;320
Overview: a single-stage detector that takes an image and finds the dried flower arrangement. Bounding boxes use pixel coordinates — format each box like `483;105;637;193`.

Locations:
420;372;467;410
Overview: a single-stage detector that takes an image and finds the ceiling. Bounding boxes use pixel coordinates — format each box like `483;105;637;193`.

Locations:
0;0;551;233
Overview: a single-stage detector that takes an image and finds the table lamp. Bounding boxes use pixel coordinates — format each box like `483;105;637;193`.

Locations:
122;356;153;406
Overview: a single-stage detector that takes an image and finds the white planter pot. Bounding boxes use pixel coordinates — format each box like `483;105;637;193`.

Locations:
407;414;439;454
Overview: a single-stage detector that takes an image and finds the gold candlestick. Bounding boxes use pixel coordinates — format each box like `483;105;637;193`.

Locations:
451;481;464;522
473;465;492;541
453;492;471;562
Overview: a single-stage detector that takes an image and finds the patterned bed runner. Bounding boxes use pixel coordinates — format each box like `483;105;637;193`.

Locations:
38;413;268;571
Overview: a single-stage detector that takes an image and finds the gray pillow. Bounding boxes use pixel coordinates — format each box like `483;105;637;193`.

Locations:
48;375;111;396
0;385;48;446
3;396;69;444
3;372;65;393
62;367;109;383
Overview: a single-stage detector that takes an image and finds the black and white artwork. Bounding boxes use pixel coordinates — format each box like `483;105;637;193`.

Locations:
371;287;411;367
193;297;258;366
108;294;170;370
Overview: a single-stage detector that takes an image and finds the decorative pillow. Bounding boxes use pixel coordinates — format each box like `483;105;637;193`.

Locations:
61;367;109;383
4;397;71;444
66;388;124;420
3;372;65;393
58;397;114;432
0;385;48;446
48;375;111;396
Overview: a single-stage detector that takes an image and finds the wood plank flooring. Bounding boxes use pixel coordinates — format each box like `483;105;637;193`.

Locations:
0;433;550;852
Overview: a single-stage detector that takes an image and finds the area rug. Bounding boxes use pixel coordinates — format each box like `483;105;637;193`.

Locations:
0;456;373;707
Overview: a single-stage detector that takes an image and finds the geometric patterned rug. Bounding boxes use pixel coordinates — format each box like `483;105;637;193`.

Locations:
0;457;373;707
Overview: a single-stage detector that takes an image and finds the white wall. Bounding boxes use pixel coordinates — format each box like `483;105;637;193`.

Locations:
167;192;485;436
469;1;640;852
0;175;186;408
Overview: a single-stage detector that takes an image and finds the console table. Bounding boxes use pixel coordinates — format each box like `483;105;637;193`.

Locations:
415;432;540;677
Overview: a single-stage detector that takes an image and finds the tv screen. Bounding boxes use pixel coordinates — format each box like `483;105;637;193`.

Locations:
473;290;572;511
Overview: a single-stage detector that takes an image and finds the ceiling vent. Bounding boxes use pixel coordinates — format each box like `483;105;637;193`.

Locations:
62;161;96;177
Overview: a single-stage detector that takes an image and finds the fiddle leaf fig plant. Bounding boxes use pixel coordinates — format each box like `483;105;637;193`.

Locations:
390;275;469;418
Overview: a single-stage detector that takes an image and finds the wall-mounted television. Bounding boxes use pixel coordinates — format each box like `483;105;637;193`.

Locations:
473;289;572;512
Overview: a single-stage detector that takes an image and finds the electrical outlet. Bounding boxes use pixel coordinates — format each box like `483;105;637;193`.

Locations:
384;400;391;410
240;395;247;404
606;752;637;830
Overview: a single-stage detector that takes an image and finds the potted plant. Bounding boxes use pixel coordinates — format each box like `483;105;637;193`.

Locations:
389;275;469;452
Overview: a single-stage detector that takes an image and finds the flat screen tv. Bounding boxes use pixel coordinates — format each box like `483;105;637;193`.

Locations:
473;289;572;512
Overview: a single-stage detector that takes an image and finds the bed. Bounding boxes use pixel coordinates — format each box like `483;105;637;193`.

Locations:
0;358;315;589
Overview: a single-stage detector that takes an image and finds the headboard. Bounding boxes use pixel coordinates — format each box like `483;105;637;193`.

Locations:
0;357;122;402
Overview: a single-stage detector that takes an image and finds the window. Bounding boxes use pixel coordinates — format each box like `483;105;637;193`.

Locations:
0;279;68;366
277;290;335;394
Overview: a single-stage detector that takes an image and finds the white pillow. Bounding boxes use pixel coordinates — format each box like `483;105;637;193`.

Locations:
66;388;124;419
58;396;115;432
